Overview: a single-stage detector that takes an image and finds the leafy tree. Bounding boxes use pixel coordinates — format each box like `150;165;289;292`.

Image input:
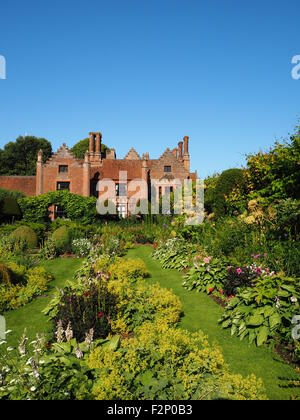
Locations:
0;136;52;176
71;138;110;159
214;168;246;219
246;127;300;200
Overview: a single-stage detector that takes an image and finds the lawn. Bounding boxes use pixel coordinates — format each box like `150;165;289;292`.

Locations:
128;246;299;400
3;258;83;348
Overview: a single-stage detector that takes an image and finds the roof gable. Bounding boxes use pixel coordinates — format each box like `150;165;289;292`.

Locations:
124;148;141;160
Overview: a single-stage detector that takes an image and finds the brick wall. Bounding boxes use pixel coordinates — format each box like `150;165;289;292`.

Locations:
0;176;36;196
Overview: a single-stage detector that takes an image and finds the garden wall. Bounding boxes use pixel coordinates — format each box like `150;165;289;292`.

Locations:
0;176;36;196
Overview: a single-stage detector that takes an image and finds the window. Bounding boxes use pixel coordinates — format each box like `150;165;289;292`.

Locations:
57;182;70;191
117;204;127;219
164;166;171;173
59;165;68;173
54;205;67;219
116;183;127;197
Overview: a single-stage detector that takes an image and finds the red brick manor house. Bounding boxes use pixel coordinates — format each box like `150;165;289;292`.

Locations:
0;132;196;217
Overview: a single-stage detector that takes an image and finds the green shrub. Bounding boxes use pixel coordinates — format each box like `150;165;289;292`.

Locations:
214;168;246;218
10;226;38;249
0;196;22;223
52;226;71;253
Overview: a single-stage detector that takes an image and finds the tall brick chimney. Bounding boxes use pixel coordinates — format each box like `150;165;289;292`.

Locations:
95;132;102;160
183;136;190;172
178;141;183;160
89;132;95;160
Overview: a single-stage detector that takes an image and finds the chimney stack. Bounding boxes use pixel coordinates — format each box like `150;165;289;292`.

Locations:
89;132;95;159
183;136;190;172
178;141;183;160
95;132;102;160
183;136;189;156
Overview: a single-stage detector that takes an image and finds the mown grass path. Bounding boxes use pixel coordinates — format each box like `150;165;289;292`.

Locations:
4;258;83;348
128;246;299;400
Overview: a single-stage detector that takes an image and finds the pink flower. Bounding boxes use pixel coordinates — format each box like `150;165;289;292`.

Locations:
204;257;212;264
236;268;243;275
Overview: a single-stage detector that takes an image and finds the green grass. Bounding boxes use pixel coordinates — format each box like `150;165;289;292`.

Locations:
3;258;83;348
128;246;299;400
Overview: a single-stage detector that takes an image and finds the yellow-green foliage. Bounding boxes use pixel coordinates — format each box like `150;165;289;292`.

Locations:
109;257;149;281
0;266;52;312
52;226;71;251
94;257;182;334
94;256;111;274
0;262;13;286
6;262;27;279
89;320;266;400
10;225;38;249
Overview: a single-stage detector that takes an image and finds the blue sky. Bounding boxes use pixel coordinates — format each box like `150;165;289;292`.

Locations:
0;0;299;177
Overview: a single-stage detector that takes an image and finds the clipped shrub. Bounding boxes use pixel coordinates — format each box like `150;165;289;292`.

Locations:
214;168;246;219
52;226;71;253
10;226;38;249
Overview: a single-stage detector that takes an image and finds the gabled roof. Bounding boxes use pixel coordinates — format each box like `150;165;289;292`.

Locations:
44;144;82;165
124;148;141;160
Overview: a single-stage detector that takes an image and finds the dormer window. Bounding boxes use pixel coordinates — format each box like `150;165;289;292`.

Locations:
164;166;171;173
59;165;68;173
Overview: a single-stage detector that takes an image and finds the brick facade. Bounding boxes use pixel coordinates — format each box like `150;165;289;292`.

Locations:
0;176;36;196
0;132;197;216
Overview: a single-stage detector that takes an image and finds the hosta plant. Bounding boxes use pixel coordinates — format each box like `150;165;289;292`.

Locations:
183;256;228;294
219;275;300;347
152;238;196;271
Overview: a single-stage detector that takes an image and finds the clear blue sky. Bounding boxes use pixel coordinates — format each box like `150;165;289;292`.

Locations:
0;0;299;177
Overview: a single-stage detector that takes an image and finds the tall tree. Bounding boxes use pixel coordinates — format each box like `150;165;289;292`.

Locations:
71;138;110;159
0;136;52;176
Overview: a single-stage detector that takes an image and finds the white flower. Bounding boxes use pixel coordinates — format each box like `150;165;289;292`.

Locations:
291;296;298;304
30;386;36;392
65;322;73;342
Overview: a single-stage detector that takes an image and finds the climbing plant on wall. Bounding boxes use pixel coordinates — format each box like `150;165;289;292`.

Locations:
18;191;98;224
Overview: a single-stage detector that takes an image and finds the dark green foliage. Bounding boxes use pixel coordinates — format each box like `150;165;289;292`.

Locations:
214;168;246;218
71;138;110;159
0;196;22;223
10;226;38;249
18;191;98;224
0;136;52;176
52;226;71;252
